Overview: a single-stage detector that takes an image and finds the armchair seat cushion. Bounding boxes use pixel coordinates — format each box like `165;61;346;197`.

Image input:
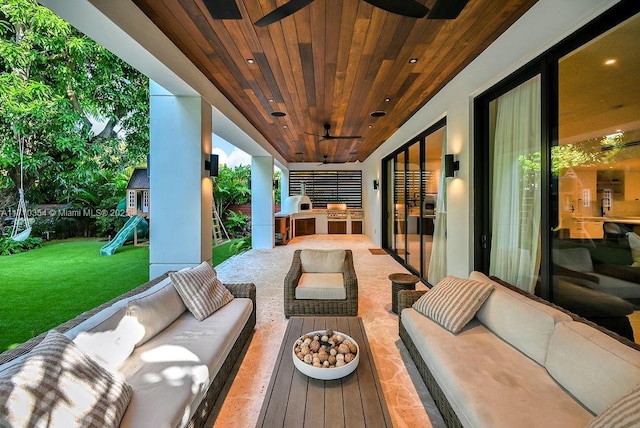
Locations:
296;273;346;300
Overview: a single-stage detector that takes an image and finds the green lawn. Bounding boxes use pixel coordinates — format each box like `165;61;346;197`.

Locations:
0;237;241;352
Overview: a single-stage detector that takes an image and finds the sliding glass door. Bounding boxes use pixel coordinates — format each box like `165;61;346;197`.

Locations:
383;119;446;284
475;7;640;341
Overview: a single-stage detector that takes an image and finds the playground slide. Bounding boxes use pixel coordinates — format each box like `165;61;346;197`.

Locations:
100;215;144;256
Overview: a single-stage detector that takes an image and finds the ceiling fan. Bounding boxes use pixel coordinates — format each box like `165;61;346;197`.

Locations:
318;155;346;166
309;123;361;142
254;0;470;27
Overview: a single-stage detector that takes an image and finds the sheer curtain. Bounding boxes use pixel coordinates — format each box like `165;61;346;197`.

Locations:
489;76;541;293
428;139;447;284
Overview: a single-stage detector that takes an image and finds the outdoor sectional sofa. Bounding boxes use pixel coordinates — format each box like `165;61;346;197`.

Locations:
0;269;256;427
399;271;640;427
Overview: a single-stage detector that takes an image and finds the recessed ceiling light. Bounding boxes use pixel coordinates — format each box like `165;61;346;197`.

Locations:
409;58;418;64
270;111;286;117
370;111;386;117
268;98;274;102
368;125;372;128
283;125;288;128
384;98;391;102
604;58;617;66
247;58;255;64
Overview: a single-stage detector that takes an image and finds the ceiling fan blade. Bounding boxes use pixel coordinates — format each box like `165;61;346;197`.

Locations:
427;0;469;19
255;0;315;27
363;0;429;18
325;135;362;140
202;0;242;19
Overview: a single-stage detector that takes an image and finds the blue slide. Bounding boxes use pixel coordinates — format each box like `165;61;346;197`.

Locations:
100;215;144;256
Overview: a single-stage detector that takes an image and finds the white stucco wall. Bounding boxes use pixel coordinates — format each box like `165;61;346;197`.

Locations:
362;0;621;278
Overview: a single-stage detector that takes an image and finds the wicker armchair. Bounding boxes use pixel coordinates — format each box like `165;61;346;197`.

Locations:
284;249;358;317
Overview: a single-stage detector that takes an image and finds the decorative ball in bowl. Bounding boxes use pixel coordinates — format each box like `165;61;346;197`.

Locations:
292;330;359;380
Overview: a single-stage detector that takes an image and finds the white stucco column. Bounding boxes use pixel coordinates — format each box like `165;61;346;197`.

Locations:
149;82;213;278
251;156;275;249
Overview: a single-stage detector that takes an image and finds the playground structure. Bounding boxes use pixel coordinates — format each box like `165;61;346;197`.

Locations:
100;168;149;256
100;166;231;255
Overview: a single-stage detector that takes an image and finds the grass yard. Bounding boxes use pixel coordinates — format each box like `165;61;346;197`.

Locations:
0;237;242;352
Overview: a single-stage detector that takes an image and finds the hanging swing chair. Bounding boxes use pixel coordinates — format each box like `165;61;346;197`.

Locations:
11;136;31;242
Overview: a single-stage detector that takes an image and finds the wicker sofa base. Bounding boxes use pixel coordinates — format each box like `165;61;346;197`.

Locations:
399;321;463;428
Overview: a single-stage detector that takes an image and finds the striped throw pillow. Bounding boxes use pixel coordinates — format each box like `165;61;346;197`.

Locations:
170;262;234;321
0;331;132;428
413;276;494;334
587;384;640;428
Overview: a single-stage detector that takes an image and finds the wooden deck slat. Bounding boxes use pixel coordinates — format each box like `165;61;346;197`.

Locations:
256;316;392;428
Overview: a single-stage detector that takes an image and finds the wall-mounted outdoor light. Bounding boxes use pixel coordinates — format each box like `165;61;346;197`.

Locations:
444;154;459;178
204;154;219;177
373;179;379;190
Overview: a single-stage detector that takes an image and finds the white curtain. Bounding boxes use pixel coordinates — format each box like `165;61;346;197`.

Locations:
489;76;541;293
428;139;448;284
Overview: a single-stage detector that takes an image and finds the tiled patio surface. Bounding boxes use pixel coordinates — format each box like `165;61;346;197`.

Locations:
209;234;445;428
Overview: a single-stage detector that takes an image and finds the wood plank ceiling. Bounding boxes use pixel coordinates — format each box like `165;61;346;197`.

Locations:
132;0;538;163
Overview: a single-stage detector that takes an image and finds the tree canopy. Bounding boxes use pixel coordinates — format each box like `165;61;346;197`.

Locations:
0;0;149;208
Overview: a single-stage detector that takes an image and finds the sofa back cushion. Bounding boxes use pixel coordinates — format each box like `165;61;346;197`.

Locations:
545;320;640;415
471;271;572;366
300;249;346;273
126;282;186;346
552;247;594;272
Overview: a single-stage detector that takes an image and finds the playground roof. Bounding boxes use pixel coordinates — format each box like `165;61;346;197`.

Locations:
127;168;149;190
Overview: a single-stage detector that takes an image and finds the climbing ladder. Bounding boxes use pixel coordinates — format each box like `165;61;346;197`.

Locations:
212;202;230;247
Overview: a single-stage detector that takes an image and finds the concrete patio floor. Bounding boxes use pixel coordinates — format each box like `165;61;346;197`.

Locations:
209;234;446;428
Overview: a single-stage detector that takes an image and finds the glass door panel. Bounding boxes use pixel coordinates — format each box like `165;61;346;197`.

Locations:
394;151;407;261
406;142;421;272
425;127;446;283
552;14;640;340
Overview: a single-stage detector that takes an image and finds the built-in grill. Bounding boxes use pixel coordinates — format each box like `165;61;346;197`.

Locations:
327;203;348;219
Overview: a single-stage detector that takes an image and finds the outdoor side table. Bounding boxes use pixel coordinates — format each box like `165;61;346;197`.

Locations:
389;273;419;314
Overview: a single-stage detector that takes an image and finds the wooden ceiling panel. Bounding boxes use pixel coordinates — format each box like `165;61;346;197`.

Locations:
132;0;539;163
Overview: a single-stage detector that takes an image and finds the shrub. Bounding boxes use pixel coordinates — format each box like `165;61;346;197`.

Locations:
230;236;251;255
0;236;44;256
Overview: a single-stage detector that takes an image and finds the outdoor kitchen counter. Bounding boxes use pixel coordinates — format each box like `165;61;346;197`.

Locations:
288;210;364;236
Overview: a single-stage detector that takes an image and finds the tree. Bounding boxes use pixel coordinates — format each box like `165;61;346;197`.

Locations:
0;0;149;210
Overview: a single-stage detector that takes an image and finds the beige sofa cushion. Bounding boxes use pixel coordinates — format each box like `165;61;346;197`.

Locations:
117;298;253;428
413;276;493;334
126;282;186;346
170;262;234;321
296;273;346;299
471;271;572;365
546;320;640;415
401;308;593;427
0;331;132;428
300;249;346;273
71;307;140;372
